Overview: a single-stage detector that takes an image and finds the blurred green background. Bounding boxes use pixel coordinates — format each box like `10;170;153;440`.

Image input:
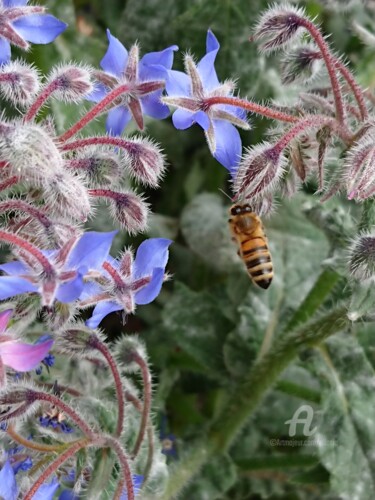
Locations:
21;1;375;498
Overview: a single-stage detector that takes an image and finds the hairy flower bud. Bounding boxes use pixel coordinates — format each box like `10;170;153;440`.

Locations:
0;122;63;182
344;133;375;200
47;64;93;102
44;171;91;222
0;60;40;105
280;43;322;84
108;191;149;234
115;336;147;373
233;143;286;200
126;137;166;188
349;234;375;280
252;4;306;53
57;324;98;356
68;148;122;186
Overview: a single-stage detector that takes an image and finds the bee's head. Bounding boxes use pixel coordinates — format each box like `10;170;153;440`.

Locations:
230;204;252;216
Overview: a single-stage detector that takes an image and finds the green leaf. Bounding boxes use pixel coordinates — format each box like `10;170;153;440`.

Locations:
180;454;237;500
313;334;375;499
162;282;233;377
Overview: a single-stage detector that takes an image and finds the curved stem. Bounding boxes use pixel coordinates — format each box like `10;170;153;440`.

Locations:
89;335;125;437
299;17;345;124
104;435;134;500
58;83;131;143
24;80;60;122
24;440;89;500
31;390;95;438
334;58;368;120
0;229;53;273
273;115;350;154
131;352;152;459
203;96;298;123
164;305;348;499
7;424;65;453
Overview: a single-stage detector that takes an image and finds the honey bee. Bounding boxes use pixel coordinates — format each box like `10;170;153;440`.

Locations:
229;203;273;289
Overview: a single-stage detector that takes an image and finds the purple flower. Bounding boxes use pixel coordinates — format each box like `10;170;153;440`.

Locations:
163;30;249;173
89;29;178;134
0;309;53;372
80;238;172;328
0;231;117;306
0;0;67;64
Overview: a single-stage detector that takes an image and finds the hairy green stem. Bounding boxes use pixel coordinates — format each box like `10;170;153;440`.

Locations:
164;306;347;499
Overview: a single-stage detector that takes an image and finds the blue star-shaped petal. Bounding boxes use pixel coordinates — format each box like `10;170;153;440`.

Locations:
80;238;172;328
164;30;249;173
89;29;178;134
0;231;117;306
0;0;67;64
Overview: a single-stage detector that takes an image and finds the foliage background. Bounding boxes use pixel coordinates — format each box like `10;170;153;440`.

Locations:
22;0;375;498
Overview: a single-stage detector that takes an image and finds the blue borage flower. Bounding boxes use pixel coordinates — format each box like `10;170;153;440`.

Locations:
163;30;249;174
88;29;178;135
0;460;59;500
0;231;117;306
80;238;172;328
0;0;67;65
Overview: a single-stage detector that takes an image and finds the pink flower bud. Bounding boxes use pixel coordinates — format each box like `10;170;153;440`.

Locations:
109;191;149;234
0;60;40;105
233;143;286;200
253;5;306;53
344;133;375;200
126;137;166;188
47;64;93;102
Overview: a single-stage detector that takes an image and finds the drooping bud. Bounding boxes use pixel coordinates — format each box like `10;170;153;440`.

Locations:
252;4;306;53
344;133;375;200
43;171;91;222
125;137;166;188
0;122;63;182
93;190;148;234
56;324;98;356
280;43;322;84
349;234;375;280
233;142;286;200
0;383;38;423
114;336;148;373
67;148;122;186
46;64;93;103
0;60;40;105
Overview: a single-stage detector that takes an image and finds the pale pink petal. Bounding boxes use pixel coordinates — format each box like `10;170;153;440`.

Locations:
0;339;53;371
0;310;12;334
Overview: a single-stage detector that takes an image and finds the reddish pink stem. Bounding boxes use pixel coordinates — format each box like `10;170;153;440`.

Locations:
90;335;125;437
24;440;88;500
0;176;19;192
203;96;298;123
32;390;96;438
58;84;132;143
0;200;51;229
131;352;152;459
0;229;53;273
24;80;60;122
298;17;345;124
274;115;350;154
105;435;134;500
60;136;136;153
334;58;368;120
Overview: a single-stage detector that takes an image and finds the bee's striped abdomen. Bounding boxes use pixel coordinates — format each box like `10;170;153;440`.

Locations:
241;237;273;289
229;203;274;290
